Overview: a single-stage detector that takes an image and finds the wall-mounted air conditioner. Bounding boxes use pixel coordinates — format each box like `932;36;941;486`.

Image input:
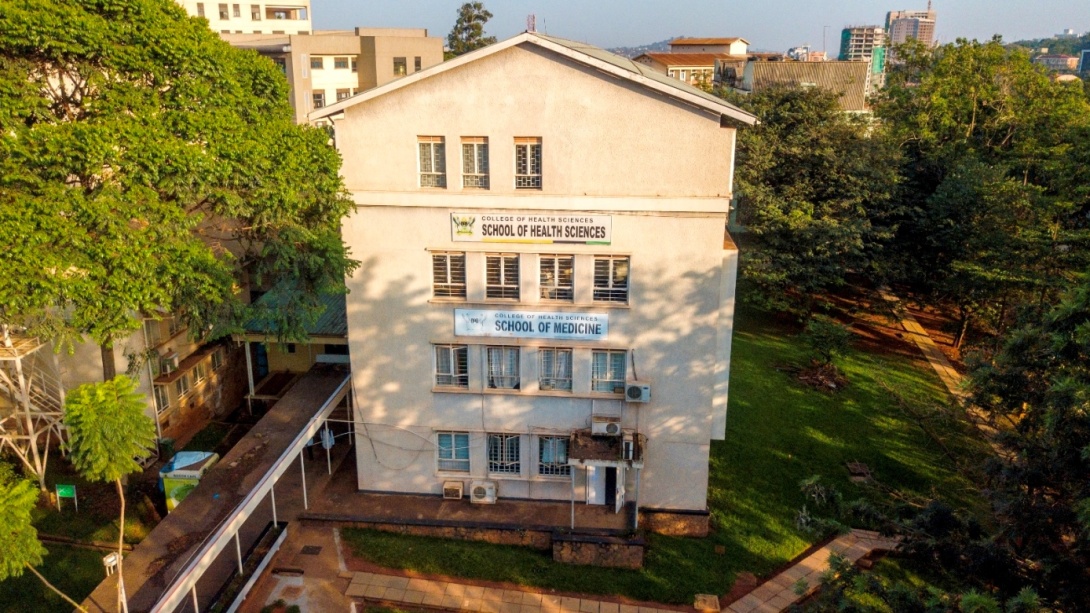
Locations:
470;480;497;504
160;351;180;374
442;481;464;500
625;383;651;403
591;416;622;437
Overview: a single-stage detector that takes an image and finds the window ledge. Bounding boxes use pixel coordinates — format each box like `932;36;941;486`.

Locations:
432;387;625;400
427;299;630;310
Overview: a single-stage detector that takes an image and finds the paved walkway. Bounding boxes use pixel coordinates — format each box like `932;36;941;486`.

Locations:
724;530;900;613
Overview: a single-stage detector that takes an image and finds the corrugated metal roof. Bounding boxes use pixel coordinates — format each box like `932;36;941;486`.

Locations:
747;61;870;111
671;37;749;45
637;52;738;66
243;286;347;338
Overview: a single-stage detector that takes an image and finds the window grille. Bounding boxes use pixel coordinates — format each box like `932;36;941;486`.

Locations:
432;252;466;298
592;350;627;394
334;56;349;69
538;436;570;476
485;253;519;299
310;56;323;70
418;136;446;188
488;433;520;474
486;347;519;390
593;256;629;303
514;137;542;189
462;138;489;189
437;431;470;472
312;91;325;109
435;345;469;387
539;255;573;301
539;348;572;391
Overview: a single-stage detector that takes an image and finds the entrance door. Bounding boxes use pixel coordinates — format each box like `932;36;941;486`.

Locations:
604;467;617;508
586;466;605;505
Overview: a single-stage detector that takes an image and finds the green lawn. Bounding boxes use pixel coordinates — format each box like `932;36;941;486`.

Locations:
0;545;105;613
343;307;992;604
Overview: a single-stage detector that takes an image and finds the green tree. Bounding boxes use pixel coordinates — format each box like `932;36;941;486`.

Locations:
446;2;497;58
64;376;156;612
724;86;901;315
0;0;357;380
0;463;86;611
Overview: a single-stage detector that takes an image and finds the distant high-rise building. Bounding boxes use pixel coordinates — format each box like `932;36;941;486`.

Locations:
886;9;937;48
839;26;886;93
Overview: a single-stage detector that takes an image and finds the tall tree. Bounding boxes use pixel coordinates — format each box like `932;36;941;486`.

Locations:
64;376;157;612
0;0;357;380
446;2;497;58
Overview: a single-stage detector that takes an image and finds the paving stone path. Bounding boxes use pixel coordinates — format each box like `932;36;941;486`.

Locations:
723;529;900;613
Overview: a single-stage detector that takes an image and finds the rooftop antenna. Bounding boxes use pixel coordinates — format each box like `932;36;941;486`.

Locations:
527;14;536;33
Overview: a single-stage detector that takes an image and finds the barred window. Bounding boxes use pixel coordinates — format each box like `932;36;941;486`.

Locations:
432;252;466;298
437;431;470;472
515;137;542;189
418;136;446;188
310;56;323;70
539;255;573;301
538;436;570;476
462;137;489;189
592;350;627;394
486;346;519;390
435;344;469;388
488;433;521;474
539;348;572;391
334;56;349;69
486;253;519;299
593;256;629;303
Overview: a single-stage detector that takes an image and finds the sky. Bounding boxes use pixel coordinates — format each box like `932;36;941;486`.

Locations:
315;0;1090;53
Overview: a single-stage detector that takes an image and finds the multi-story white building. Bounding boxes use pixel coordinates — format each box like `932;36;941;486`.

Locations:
311;32;755;534
175;0;312;35
886;9;936;47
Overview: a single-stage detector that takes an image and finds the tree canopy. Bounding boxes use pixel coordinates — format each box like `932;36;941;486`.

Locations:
446;2;497;58
0;0;357;378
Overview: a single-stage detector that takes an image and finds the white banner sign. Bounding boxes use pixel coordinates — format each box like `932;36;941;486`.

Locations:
455;309;608;340
451;212;612;245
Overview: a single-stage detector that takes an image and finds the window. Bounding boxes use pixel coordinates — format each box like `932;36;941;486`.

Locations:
486;346;520;390
539;255;573;301
144;319;163;347
334;56;349;69
197;2;205;17
485;253;519;299
592;350;627;394
312;91;325;109
336;88;351;101
154;386;170;415
218;3;228;19
310;56;323;70
539;436;570;476
432;252;466;298
193;361;208;384
251;4;260;19
272;57;286;72
515;137;542;189
414;56;422;71
539;348;572;391
593;256;629;303
418;136;446;188
351;58;358;72
175;372;191;398
232;4;240;17
435;344;469;387
488;433;520;474
393;57;407;76
211;348;224;370
437;432;470;472
169;315;185;337
461;137;489;188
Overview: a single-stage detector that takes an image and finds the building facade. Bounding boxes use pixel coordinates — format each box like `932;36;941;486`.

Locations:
1033;54;1080;71
886;9;936;47
669;37;750;55
311;33;755;528
176;0;312;34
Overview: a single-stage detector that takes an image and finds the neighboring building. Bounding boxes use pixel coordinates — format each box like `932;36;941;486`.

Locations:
1057;28;1079;39
633;52;739;87
735;60;872;112
176;0;312;35
807;51;829;62
311;32;756;532
669;37;749;55
1034;54;1080;71
886;9;937;48
1080;49;1090;75
839;25;887;92
224;28;443;123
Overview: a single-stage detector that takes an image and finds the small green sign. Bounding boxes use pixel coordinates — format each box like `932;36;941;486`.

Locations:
56;484;76;498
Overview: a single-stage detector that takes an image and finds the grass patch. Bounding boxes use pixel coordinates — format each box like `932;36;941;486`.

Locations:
0;545;105;613
342;306;992;604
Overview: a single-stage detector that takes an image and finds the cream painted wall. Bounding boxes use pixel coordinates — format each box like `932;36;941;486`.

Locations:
177;0;312;34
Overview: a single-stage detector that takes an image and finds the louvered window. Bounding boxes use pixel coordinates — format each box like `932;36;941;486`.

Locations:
486;253;519;300
488;433;521;474
486;346;519;390
435;345;469;387
593;256;629;303
418;136;446;188
539;255;573;301
432;252;466;298
462;137;489;188
514;137;542;189
539;348;572;391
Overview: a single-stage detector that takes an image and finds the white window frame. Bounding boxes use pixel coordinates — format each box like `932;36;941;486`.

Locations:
591;349;627;394
153;385;170;415
250;4;260;20
593;256;630;303
144;319;163;347
175;372;192;399
514;137;542;189
485;253;519;300
488;433;521;475
435;344;469;388
432;252;466;298
312;91;325;110
418;136;446;188
538;436;571;477
538;347;572;392
539;255;574;301
486;346;520;390
211;348;224;370
437;431;470;472
193;361;208;384
461;137;489;189
336;88;351;101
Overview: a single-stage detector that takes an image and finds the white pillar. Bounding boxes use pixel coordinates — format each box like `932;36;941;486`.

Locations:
234;532;244;574
191;585;199;612
300;452;309;510
325;423;332;475
570;469;576;530
271;485;278;526
244;341;255;414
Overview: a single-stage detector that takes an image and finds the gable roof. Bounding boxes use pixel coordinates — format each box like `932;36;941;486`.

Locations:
744;61;870;112
308;31;756;126
636;52;741;67
671;37;750;46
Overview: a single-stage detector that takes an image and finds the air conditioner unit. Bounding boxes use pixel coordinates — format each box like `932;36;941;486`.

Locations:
470;480;497;504
625;383;651;403
442;481;464;500
160;352;180;374
591;416;622;437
